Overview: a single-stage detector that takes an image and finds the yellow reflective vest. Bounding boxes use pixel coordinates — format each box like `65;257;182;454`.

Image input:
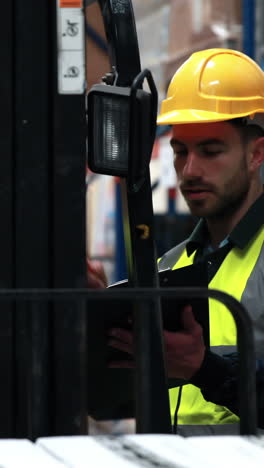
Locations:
162;225;264;430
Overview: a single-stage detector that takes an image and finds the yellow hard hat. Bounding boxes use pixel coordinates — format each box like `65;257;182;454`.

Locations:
157;48;264;125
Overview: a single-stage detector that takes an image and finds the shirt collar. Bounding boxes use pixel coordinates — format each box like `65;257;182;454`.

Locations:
186;192;264;256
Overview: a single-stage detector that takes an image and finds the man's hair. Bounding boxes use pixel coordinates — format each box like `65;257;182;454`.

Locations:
229;117;264;143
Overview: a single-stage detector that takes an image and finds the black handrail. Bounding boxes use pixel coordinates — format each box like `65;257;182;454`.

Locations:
0;286;257;435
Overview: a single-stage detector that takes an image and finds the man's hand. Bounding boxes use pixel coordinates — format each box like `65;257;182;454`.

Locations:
108;306;205;378
164;306;205;380
87;259;108;289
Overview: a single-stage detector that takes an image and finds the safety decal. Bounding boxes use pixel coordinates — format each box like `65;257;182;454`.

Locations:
59;1;82;8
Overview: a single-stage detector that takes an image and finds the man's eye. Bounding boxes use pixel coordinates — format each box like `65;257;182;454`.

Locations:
203;148;222;156
174;149;187;156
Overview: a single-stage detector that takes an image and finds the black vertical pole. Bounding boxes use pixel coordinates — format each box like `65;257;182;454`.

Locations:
98;0;171;433
0;1;15;438
121;175;172;433
0;0;88;439
52;1;88;435
13;0;52;438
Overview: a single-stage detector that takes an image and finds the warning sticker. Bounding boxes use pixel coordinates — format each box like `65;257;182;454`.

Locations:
59;1;82;7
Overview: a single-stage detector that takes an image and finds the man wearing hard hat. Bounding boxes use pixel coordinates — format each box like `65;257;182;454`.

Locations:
156;48;264;435
109;48;264;435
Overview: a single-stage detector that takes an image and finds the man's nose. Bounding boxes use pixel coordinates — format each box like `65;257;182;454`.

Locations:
182;152;203;179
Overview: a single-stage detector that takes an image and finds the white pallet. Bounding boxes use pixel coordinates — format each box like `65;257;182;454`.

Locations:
0;439;65;468
36;434;264;468
1;434;264;467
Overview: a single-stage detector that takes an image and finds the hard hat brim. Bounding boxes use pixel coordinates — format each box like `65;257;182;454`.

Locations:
156;109;257;125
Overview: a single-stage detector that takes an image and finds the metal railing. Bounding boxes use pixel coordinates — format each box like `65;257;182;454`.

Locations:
0;286;257;439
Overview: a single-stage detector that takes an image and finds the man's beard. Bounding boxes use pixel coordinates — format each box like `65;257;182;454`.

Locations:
203;180;250;221
182;159;250;220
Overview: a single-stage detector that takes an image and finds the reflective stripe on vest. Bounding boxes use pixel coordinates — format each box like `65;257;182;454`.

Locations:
169;224;264;427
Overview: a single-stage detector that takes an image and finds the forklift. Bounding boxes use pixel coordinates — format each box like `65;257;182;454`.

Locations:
0;0;257;440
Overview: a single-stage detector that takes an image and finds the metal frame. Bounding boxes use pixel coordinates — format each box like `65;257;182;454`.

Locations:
0;287;257;437
0;0;87;438
0;1;14;439
14;0;51;438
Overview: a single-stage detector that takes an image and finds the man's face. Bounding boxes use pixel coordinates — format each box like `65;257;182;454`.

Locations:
171;121;251;219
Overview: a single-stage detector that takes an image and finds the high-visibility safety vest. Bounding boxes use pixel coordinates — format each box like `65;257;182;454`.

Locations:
163;225;264;435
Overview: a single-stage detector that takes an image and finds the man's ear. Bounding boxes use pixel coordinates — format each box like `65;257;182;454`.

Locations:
249;137;264;171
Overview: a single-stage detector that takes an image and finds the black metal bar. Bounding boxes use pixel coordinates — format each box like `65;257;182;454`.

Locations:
29;302;51;439
52;0;87;436
0;286;256;435
98;0;172;434
0;1;15;438
125;67;171;433
121;176;172;433
130;69;158;153
52;299;88;436
5;0;88;439
210;291;257;436
133;299;172;433
15;301;51;440
13;0;52;438
98;0;141;86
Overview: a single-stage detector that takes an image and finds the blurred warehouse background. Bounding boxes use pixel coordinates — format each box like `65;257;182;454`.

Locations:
85;0;264;284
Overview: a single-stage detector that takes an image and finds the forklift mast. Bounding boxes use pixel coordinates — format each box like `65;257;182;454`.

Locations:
0;0;87;438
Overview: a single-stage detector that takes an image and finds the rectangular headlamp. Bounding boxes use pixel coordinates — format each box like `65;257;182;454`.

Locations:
87;83;153;179
87;85;130;176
